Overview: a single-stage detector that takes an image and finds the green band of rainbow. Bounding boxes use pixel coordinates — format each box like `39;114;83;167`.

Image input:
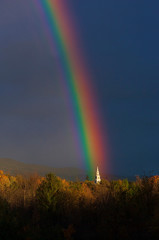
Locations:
33;0;107;179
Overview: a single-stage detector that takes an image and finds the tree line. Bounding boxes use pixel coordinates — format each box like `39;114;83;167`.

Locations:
0;170;159;239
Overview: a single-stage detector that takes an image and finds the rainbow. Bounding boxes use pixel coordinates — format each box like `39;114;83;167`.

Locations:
33;0;107;179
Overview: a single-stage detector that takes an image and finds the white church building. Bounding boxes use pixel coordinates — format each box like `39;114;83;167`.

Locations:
95;166;101;184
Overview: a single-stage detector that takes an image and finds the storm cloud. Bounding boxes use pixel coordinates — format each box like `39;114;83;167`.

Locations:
0;0;159;175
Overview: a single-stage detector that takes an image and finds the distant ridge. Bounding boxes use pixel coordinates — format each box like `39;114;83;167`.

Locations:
0;158;85;181
0;158;136;181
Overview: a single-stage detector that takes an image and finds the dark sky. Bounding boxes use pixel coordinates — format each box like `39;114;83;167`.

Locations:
0;0;159;176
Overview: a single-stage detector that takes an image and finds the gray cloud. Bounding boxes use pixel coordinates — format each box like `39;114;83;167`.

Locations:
0;0;80;168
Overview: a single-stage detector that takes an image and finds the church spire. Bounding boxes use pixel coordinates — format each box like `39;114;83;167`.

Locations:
95;166;101;184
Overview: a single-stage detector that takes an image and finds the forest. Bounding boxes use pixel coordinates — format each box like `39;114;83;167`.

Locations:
0;170;159;240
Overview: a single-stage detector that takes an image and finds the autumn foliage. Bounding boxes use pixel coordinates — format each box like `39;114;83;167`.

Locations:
0;171;159;239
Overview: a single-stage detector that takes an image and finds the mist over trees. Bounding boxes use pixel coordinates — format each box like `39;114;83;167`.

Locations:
0;170;159;239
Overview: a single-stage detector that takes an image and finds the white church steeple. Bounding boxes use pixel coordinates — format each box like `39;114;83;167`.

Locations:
95;166;101;184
